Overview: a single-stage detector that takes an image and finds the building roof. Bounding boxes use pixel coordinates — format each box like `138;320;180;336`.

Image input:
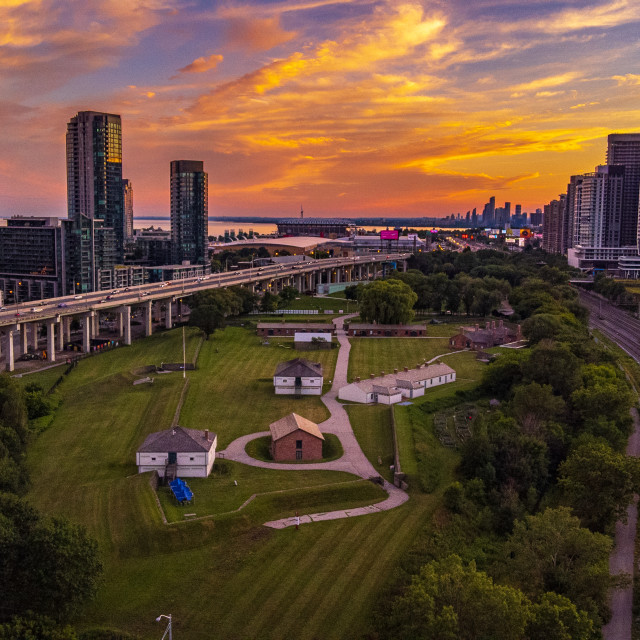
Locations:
269;413;325;442
137;426;216;453
274;358;323;377
258;322;334;330
345;362;455;394
348;323;425;330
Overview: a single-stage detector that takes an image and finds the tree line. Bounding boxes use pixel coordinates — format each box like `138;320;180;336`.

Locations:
369;250;639;640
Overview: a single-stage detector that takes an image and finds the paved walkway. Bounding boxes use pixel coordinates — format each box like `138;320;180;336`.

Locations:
219;313;409;528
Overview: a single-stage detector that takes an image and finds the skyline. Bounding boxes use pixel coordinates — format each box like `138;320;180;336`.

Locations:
1;0;640;219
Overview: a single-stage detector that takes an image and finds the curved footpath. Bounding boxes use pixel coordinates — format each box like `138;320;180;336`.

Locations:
218;314;409;528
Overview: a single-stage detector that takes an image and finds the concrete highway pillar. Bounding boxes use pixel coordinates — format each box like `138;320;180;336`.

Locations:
46;319;58;362
121;306;132;345
32;323;39;352
144;301;153;337
403;260;408;272
64;317;71;343
5;329;15;372
336;269;341;283
82;313;92;353
20;323;28;355
118;312;124;337
165;299;173;330
91;313;99;338
57;318;64;352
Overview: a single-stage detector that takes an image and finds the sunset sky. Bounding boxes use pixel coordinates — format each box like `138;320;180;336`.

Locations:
1;0;640;220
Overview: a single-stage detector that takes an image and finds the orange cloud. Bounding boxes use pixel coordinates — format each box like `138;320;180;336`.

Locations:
178;54;224;74
225;16;296;52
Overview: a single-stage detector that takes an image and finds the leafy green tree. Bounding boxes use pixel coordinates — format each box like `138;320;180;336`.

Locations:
229;286;258;314
387;555;530;640
522;341;582;399
507;507;611;624
260;291;280;312
0;616;78;640
278;286;299;306
510;382;565;437
0;493;102;622
359;280;417;324
570;364;634;430
559;441;640;532
526;593;597;640
189;306;224;338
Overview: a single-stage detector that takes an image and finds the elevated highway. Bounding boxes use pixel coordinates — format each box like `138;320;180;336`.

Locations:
0;252;409;371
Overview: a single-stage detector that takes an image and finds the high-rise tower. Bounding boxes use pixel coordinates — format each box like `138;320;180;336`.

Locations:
170;160;208;265
66;111;124;291
123;179;134;240
606;133;640;248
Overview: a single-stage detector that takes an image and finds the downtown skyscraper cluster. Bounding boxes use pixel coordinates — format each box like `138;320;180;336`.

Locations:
0;111;209;303
66;111;208;293
543;133;640;277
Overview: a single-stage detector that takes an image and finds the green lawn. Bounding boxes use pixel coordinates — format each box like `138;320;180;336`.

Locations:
348;404;395;481
347;336;453;382
179;327;338;447
157;461;383;524
24;323;477;640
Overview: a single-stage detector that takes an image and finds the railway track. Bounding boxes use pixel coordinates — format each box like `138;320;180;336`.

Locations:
578;290;640;363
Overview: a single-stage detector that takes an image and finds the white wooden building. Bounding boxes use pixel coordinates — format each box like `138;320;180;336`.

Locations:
338;362;456;404
273;358;324;395
136;426;217;478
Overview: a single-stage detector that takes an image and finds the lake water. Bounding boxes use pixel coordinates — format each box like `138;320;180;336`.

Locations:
134;217;458;236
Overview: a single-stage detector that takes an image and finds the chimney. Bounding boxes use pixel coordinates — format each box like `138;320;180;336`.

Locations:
370;373;375;379
355;376;361;382
205;429;209;441
381;371;385;376
404;367;408;372
485;322;490;330
394;368;398;374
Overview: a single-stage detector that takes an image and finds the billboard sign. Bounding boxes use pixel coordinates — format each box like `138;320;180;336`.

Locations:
380;229;399;240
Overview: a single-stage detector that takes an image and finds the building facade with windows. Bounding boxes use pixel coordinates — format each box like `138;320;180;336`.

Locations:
66;111;124;292
170;160;208;265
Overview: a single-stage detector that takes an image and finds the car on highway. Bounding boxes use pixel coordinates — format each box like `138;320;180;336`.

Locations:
74;295;82;300
31;306;44;313
58;302;68;308
141;292;149;296
106;295;113;300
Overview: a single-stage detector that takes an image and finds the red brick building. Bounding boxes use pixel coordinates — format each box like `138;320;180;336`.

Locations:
269;413;324;461
257;323;336;337
449;320;521;351
345;323;426;337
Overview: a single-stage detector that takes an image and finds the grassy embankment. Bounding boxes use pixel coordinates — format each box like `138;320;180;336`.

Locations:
24;320;485;639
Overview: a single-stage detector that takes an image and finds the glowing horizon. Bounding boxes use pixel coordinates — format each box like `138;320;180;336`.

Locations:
0;0;639;220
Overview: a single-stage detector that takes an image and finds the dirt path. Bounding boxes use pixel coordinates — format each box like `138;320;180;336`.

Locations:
219;313;409;528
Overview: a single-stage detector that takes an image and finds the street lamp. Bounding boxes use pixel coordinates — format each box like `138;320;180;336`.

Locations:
155;613;172;640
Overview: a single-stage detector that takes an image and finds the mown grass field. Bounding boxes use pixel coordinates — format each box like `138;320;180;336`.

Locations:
179;327;338;447
347;336;454;382
348;404;395;481
24;322;473;640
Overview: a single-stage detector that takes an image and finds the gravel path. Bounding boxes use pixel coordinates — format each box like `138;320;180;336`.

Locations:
219;313;409;528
